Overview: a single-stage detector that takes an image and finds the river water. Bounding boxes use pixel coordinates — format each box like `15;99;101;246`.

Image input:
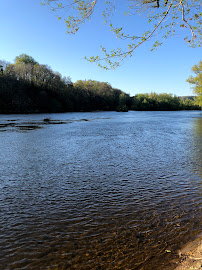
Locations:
0;111;201;270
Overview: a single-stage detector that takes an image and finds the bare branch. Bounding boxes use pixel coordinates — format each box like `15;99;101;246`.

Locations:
180;0;196;42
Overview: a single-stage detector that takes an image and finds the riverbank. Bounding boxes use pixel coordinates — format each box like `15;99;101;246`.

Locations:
175;234;202;269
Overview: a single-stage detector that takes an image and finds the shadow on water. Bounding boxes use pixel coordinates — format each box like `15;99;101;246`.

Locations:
192;117;202;178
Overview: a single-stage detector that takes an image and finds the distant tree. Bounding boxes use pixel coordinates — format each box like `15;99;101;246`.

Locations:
131;92;185;110
5;55;70;92
15;54;38;65
181;98;198;109
1;54;200;113
4;55;37;81
73;79;128;111
0;65;3;76
0;60;10;72
116;92;131;111
2;54;73;113
43;0;202;68
187;61;202;106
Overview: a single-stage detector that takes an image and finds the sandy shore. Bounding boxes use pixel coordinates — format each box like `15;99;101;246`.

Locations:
175;234;202;270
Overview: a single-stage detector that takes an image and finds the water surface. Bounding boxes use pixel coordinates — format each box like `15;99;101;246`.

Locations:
0;111;201;269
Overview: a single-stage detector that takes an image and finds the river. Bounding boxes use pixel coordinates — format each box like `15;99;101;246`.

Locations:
0;111;201;269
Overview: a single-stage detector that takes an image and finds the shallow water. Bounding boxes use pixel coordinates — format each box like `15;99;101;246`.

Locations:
0;111;201;270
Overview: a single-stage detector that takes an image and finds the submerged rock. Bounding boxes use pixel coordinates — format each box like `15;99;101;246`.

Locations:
43;118;50;122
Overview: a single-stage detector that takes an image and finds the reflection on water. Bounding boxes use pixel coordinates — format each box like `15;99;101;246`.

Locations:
0;111;201;270
192;118;202;178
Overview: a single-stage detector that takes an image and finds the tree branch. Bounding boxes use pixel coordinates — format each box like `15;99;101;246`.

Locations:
120;0;175;62
180;0;195;42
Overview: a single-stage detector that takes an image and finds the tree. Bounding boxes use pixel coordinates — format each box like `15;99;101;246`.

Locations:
187;61;202;106
4;54;38;81
15;54;38;65
0;66;3;76
131;92;185;110
4;54;71;92
43;0;202;68
0;60;10;72
1;54;74;113
73;79;126;110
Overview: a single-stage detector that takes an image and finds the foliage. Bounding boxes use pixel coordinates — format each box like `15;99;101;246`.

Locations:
73;80;128;111
0;54;200;113
0;66;3;76
1;54;72;113
43;0;202;68
131;92;200;110
187;61;202;106
0;60;10;72
14;54;38;65
0;54;127;113
182;97;199;109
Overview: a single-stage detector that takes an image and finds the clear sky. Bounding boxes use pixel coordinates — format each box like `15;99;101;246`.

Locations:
0;0;201;96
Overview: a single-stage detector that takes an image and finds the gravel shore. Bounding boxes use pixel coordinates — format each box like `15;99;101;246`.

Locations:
175;234;202;270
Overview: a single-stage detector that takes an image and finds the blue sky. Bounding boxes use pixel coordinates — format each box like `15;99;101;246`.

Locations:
0;0;201;96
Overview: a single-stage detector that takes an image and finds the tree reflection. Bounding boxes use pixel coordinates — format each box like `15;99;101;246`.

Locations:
192;116;202;178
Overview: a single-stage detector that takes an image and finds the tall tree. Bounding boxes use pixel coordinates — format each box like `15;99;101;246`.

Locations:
0;60;10;72
15;54;38;65
43;0;202;68
187;61;202;106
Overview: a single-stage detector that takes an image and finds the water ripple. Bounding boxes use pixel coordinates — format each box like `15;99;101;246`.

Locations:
0;111;201;269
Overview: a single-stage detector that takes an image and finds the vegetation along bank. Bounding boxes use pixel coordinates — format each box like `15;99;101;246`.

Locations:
0;54;200;114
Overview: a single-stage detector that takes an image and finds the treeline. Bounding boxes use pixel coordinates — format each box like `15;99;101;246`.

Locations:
131;93;200;111
0;54;130;113
0;54;200;113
